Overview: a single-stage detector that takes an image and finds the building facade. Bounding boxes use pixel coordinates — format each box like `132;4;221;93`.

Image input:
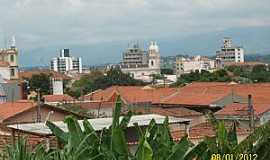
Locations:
50;49;82;74
120;41;161;82
175;55;215;77
0;37;19;80
216;38;244;66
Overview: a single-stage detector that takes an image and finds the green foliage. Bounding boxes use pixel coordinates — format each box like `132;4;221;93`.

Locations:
161;68;174;75
28;73;51;96
67;68;145;97
66;70;103;98
173;69;231;86
173;64;270;86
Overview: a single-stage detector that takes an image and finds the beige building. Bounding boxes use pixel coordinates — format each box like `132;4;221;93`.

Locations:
0;38;19;80
175;55;215;77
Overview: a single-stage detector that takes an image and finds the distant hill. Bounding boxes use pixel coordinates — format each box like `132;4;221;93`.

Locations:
245;54;270;64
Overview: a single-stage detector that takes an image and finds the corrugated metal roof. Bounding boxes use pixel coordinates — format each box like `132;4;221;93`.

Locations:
8;114;191;136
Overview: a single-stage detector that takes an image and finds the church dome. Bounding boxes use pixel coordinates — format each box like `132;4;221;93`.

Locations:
148;41;159;52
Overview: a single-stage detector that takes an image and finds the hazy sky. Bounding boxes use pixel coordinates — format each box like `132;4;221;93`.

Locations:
0;0;270;66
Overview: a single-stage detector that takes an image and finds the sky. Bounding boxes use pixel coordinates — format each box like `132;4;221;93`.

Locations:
0;0;270;67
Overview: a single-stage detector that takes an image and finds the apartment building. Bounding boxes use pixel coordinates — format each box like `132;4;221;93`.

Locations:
50;49;82;74
216;37;244;67
175;55;215;77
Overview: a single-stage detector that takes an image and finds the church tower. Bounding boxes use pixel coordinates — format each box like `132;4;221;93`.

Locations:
148;41;160;69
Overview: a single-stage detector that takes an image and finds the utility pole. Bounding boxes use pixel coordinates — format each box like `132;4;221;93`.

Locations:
36;89;41;122
248;94;255;132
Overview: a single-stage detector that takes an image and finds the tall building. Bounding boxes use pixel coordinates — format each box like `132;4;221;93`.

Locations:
216;37;244;65
0;36;19;80
175;55;215;77
119;41;160;82
50;49;82;74
122;44;148;66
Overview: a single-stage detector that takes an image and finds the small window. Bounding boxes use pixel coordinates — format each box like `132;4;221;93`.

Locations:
10;55;14;62
11;68;15;76
151;60;154;66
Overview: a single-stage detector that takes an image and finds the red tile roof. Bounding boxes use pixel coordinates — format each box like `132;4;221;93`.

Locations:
0;100;37;122
133;107;202;117
79;101;115;110
82;86;178;104
171;122;250;140
160;82;270;106
43;94;74;103
216;103;270;118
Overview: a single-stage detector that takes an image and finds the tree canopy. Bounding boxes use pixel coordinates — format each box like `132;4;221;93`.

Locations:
67;68;146;98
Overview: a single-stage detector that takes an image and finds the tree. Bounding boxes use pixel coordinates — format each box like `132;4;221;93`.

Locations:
67;70;103;98
93;68;145;90
161;68;174;75
28;73;51;96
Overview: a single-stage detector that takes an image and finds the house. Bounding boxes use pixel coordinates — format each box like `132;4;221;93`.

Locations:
215;103;270;128
79;101;115;117
43;94;74;106
7;114;191;151
82;86;178;105
171;122;250;144
158;82;270;111
0;100;84;125
80;86;178;115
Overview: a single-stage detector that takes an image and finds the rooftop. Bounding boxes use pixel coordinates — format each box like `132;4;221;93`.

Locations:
215;103;270;118
43;94;74;103
159;82;270;106
0;100;37;123
82;86;178;104
8;114;191;136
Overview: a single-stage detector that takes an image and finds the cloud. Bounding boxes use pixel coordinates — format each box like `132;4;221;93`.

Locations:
0;0;269;50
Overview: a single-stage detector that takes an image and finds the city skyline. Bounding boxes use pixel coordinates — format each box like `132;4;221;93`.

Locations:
0;0;269;67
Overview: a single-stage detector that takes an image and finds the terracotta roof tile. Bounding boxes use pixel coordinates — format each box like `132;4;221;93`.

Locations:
0;100;36;122
79;101;115;110
216;103;270;118
160;82;270;106
171;122;250;140
133;107;202;117
43;94;74;102
82;86;178;104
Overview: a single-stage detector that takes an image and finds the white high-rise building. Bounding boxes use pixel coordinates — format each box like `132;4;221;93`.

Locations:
216;37;244;64
50;49;82;74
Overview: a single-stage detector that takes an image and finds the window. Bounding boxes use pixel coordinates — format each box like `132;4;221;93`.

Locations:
10;55;14;62
151;60;154;66
11;68;15;76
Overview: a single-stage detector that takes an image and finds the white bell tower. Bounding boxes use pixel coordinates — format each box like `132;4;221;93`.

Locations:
148;41;160;69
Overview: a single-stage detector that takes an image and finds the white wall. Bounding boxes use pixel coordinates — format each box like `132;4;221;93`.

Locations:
0;67;11;80
52;79;64;95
